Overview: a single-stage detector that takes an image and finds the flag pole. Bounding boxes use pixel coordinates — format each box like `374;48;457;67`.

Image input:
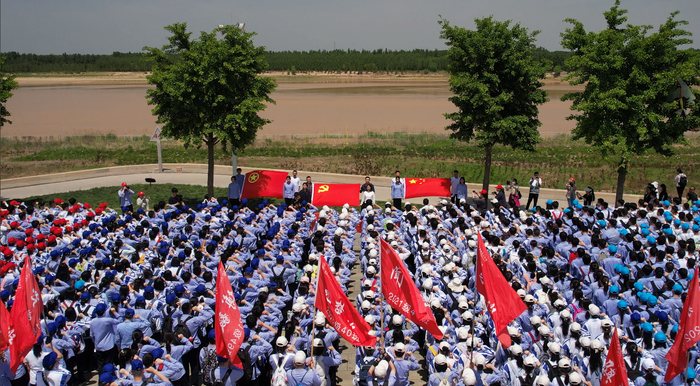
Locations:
378;237;385;352
469;245;479;369
309;256;321;357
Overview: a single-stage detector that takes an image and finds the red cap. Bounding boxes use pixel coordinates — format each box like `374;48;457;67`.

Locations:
480;189;488;195
138;191;144;196
121;182;127;187
37;243;46;250
99;203;108;208
95;208;103;215
83;203;91;208
47;235;57;243
25;237;34;244
9;200;20;206
15;240;25;248
0;210;8;217
26;244;35;251
7;237;16;245
36;234;46;241
570;178;575;182
2;249;12;257
51;228;62;236
54;198;64;204
9;222;19;229
496;185;503;190
24;229;33;235
65;226;73;233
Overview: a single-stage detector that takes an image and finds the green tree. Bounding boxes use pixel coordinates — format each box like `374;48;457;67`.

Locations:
1;56;19;127
143;23;276;196
439;17;547;191
561;1;700;202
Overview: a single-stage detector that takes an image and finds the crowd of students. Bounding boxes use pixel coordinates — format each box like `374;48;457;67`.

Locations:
0;169;699;386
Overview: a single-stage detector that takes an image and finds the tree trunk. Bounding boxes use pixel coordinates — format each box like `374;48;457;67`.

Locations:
615;158;628;204
482;145;493;192
207;133;215;198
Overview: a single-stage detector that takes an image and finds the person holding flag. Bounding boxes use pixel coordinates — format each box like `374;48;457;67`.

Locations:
664;266;700;384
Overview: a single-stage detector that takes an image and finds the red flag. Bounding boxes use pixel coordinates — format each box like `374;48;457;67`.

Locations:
665;266;700;382
315;257;377;347
311;183;360;207
601;327;628;386
0;301;14;352
240;170;288;199
215;262;246;368
404;178;451;199
475;233;526;348
380;238;444;340
10;255;44;373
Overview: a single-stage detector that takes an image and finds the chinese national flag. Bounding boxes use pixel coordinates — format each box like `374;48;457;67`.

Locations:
665;266;700;382
10;255;44;373
601;327;628;386
0;301;13;352
311;183;360;207
404;178;451;199
475;233;526;349
215;262;246;368
380;238;443;340
315;257;377;347
240;170;288;199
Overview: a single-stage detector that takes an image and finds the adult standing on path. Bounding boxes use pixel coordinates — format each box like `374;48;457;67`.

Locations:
675;168;688;199
450;170;460;204
391;176;405;209
118;183;134;213
291;170;301;192
526;172;542;210
565;178;577;208
283;176;296;206
228;176;241;207
360;176;375;193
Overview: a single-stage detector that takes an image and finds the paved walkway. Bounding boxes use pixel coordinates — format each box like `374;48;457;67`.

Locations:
0;163;642;205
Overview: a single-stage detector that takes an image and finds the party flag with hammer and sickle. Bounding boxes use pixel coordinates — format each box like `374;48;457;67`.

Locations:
311;183;360;207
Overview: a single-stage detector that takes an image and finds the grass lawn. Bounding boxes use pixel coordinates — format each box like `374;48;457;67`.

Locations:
2;132;698;195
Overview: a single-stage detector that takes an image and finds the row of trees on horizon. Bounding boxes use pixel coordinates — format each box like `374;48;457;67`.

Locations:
0;47;571;74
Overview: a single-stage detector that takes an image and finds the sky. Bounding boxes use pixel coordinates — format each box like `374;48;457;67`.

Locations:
2;0;699;54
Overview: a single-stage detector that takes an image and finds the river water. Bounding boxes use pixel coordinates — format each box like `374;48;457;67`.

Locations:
3;80;576;137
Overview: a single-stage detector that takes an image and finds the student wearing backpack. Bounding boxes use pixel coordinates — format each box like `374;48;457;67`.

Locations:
237;328;273;386
675;168;688;199
269;336;296;386
174;302;214;386
199;331;219;386
286;351;321;386
311;339;342;386
427;354;454;386
354;346;379;386
130;359;171;386
209;356;244;386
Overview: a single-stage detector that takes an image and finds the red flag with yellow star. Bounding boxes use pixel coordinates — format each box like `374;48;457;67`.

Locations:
404;178;451;199
240;170;288;199
311;183;360;207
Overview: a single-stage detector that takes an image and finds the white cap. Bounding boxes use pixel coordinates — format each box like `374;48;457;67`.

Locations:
591;339;603;350
517;289;526;297
392;315;403;326
524;294;536;303
367;224;375;231
394;342;406;353
464;229;473;236
570;322;581;332
589;304;600;316
422;242;430;250
559;309;571;320
363;279;372;287
457;327;469;340
536;375;551;386
334;228;344;236
420;265;432;275
361;300;371;310
540;277;551;285
524;356;536;366
468;240;477;248
508;326;519;336
294;351;307;365
315;314;326;326
374;361;389;378
368;258;377;266
387;231;396;240
368;249;378;258
430;299;441;308
364;315;375;325
422;278;433;290
439;341;450;350
458;301;470;311
529;315;542;325
509;344;523;355
462;369;477;386
601;319;612;328
558;358;571;368
474;353;486;366
363;290;376;300
568;372;583;385
434;354;447;365
367;266;376;275
440;238;448;246
579;336;591;348
292;303;303;312
391;241;399;248
312;338;324;348
554;299;566;308
276;336;289;347
642;358;656;371
538;325;551;336
548;342;561;354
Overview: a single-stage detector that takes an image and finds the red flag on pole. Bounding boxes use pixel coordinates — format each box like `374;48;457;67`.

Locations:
475;232;526;349
311;183;360;207
404;178;451;199
380;238;444;340
215;262;246;368
10;255;44;373
665;266;700;382
601;327;628;386
0;301;14;352
315;257;377;347
240;170;288;199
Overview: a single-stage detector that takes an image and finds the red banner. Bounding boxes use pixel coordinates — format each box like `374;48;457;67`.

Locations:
10;255;44;373
476;233;526;349
312;183;360;207
404;178;451;199
0;301;13;352
315;257;377;347
380;238;444;340
601;327;628;386
215;262;246;368
240;170;288;199
665;266;700;382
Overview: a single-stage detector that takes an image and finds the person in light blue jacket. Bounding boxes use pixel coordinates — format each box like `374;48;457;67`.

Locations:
391;177;405;210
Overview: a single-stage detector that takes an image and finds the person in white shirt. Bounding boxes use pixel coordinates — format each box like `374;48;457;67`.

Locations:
362;184;376;206
450;170;460;203
290;170;301;192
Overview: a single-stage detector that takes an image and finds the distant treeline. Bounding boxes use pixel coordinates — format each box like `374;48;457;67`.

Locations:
1;47;571;74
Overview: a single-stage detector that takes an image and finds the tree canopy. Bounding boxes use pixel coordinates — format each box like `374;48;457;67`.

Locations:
1;56;19;127
439;17;548;191
143;23;276;196
561;1;700;202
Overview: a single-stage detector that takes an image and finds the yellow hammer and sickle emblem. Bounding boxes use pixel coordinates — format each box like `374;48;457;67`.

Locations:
248;172;260;183
318;185;329;193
